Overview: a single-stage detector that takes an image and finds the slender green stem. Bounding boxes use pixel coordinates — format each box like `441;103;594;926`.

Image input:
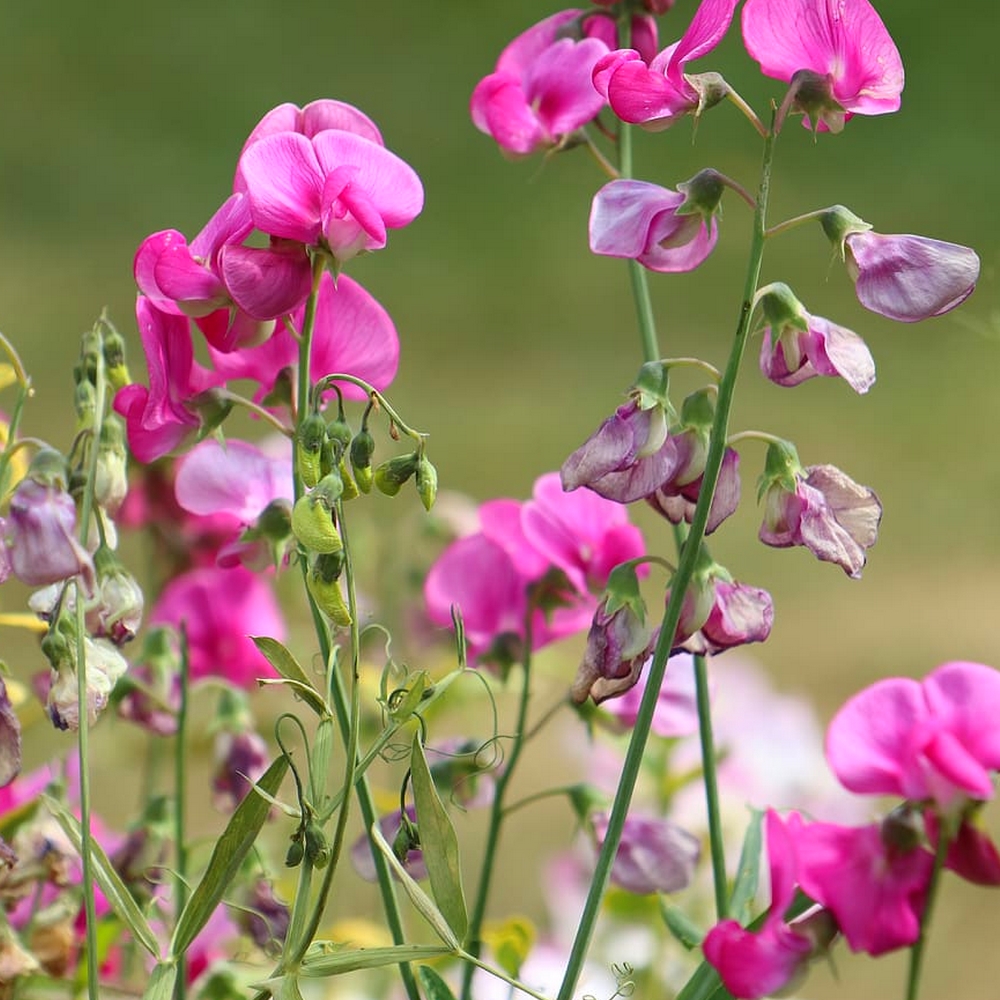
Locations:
216;390;294;437
725;88;768;139
905;820;952;1000
173;628;190;1000
502;784;583;819
693;654;727;919
764;207;829;240
295;256;327;435
457;950;551;1000
460;631;535;1000
555;120;778;1000
312;374;427;445
726;429;788;448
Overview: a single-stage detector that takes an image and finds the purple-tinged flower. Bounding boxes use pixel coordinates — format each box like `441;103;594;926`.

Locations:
239;879;290;951
595;0;738;127
591;811;699;894
703;810;828;999
647;446;740;535
757;283;874;393
789;812;932;956
742;0;903;132
561;399;677;503
602;652;701;737
351;807;426;882
758;443;881;578
212;731;270;813
826;661;1000;811
470;10;610;157
589;174;720;273
43;631;129;732
0;680;21;788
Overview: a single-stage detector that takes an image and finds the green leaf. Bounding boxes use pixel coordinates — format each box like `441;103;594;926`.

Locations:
301;943;454;978
409;733;468;942
142;962;178;1000
729;810;764;924
44;795;160;957
170;755;288;956
659;900;704;950
252;636;327;716
388;671;431;722
370;818;458;949
417;963;459;1000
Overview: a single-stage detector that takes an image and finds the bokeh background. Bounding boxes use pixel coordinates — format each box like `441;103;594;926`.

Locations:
0;1;998;998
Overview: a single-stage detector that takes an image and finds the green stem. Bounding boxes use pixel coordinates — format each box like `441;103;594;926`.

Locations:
764;207;828;240
905;820;952;1000
693;653;727;919
0;380;33;500
460;631;535;1000
295;255;327;437
555;120;778;1000
311;374;427;445
173;628;191;1000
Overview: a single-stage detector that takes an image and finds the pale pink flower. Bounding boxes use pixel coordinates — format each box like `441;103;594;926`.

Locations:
591;811;700;894
150;565;283;688
589;179;718;273
471;10;610;156
602;652;701;738
741;0;904;131
845;231;980;322
237;129;423;263
646;445;741;535
826;661;1000;810
595;0;738;127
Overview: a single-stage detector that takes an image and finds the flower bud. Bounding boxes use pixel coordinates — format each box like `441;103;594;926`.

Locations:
350;429;375;493
296;414;327;489
90;547;144;645
415;455;438;511
291;485;343;554
94;416;129;515
306;553;351;626
374;453;419;497
102;329;131;392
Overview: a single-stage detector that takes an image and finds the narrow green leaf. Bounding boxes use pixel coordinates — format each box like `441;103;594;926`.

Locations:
659;900;704;950
170;755;288;956
252;636;327;716
301;943;453;977
417;963;459;1000
729;810;764;923
388;671;430;722
410;734;468;941
370;819;459;949
44;795;160;957
142;962;178;1000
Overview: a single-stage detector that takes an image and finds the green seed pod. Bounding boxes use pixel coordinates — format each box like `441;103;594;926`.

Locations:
374;453;419;498
350;429;376;494
415;456;438;512
338;456;360;502
307;561;352;626
305;823;330;868
291;493;343;554
285;834;304;868
296;414;327;490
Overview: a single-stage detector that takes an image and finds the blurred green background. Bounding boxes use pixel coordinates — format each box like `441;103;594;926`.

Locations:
0;1;998;997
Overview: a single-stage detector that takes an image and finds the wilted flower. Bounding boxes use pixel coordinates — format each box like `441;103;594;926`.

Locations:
591;811;699;894
239;879;290;951
758;443;881;578
43;628;129;731
212;731;270;813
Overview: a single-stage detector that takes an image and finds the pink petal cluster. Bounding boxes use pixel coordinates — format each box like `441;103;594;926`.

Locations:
594;0;737;128
425;472;644;663
471;10;613;156
741;0;904;130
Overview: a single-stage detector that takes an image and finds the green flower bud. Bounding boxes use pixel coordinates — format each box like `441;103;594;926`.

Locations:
415;456;438;511
338;456;359;502
326;414;354;452
374;453;419;498
350;430;376;493
291;493;342;554
305;823;330;868
307;555;351;626
285;834;304;868
296;414;327;490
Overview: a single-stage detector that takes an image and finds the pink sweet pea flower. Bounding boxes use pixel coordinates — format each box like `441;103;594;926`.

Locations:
826;661;1000;810
703;810;819;999
789;813;932;956
470;10;610;157
845;231;980;322
208;271;398;404
601;652;701;738
150;565;283;688
114;298;223;463
237;129;423;263
646;445;741;535
741;0;904;131
589;179;719;273
760;313;874;393
581;10;659;65
595;0;738;127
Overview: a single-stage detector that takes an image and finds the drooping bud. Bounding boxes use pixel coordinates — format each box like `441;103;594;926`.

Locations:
415;455;438;511
306;553;351;626
350;428;375;493
90;546;144;645
296;413;327;490
374;453;419;497
102;328;131;392
291;474;343;554
93;415;129;515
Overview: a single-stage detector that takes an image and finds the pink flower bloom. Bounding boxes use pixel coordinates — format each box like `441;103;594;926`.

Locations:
589;179;719;273
844;231;980;322
237;129;423;262
595;0;738;127
789;813;932;955
759;446;881;579
703;810;817;999
742;0;903;131
114;298;222;463
561;400;678;503
826;661;1000;810
582;10;659;65
470;10;610;157
150;565;284;688
208;272;398;404
673;573;774;657
646;445;741;535
592;811;700;894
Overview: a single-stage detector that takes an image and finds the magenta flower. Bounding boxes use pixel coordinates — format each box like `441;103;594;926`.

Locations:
844;231;980;322
595;0;738;127
470;10;610;157
789;813;932;956
592;811;700;895
113;297;223;463
561;400;678;503
742;0;904;131
238;129;423;263
589;178;719;273
826;661;1000;811
703;810;819;999
759;444;881;579
150;565;284;688
208;272;398;404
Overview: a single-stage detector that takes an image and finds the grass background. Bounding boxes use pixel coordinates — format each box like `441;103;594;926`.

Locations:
0;1;998;997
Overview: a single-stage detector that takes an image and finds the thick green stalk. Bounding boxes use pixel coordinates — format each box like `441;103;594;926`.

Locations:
555;124;777;1000
173;631;191;1000
460;637;535;1000
905;821;952;1000
693;653;727;919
